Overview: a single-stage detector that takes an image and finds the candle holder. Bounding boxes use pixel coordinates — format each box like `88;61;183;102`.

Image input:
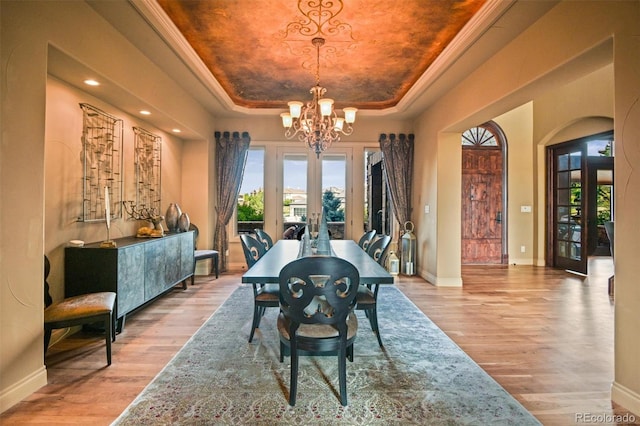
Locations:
100;234;117;248
101;186;117;247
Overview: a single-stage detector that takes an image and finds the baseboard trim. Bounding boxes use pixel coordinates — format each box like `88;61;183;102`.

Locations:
612;381;640;418
420;270;462;287
0;366;47;413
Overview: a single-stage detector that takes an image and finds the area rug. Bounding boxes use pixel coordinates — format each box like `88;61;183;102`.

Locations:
112;285;540;425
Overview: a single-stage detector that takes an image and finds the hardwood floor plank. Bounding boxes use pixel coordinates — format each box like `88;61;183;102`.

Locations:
1;259;638;425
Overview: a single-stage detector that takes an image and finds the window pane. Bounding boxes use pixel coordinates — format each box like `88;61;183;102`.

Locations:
237;148;264;234
322;154;346;239
557;154;569;171
283;154;308;230
569;152;581;169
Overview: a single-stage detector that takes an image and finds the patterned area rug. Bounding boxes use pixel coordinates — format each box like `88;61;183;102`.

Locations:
113;285;540;425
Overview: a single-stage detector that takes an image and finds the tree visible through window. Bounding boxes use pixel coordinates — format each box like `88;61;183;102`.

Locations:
237;148;265;233
323;189;345;221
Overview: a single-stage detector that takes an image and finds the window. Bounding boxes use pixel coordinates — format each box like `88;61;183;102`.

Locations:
462;125;500;147
237;148;265;234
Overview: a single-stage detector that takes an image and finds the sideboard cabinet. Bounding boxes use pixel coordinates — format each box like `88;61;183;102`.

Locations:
65;231;194;329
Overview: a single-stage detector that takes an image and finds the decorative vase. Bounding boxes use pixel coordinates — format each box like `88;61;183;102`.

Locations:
178;212;190;232
165;203;182;232
316;208;332;255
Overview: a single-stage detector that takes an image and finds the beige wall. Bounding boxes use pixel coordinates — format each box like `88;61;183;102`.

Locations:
494;103;535;265
44;76;188;302
0;0;214;411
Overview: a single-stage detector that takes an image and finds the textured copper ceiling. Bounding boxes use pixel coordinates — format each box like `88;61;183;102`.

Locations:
157;0;486;110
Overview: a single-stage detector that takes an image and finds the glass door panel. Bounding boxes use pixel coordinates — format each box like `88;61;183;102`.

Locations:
321;154;346;239
278;148;351;240
552;146;587;274
282;153;308;233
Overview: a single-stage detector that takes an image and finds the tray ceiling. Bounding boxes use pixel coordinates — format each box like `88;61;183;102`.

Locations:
157;0;487;110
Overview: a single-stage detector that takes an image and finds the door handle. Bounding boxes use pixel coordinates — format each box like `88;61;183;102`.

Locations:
495;211;502;223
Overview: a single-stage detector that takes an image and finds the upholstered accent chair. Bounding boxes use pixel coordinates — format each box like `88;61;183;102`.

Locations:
44;255;116;365
277;256;360;406
190;223;219;285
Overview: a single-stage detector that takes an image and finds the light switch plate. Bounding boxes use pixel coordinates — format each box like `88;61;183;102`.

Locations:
521;205;532;213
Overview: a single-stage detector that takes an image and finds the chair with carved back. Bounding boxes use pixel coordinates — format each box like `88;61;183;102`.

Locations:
239;233;280;342
254;228;274;251
357;229;377;252
356;234;391;347
277;256;360;406
44;255;116;365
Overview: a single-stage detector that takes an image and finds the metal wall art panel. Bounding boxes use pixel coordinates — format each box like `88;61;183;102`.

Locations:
80;103;123;222
133;126;162;215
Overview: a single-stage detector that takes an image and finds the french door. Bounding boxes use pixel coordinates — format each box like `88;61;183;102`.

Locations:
550;144;587;274
277;147;350;239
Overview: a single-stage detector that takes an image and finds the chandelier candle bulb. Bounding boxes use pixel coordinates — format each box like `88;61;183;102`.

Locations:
343;107;358;123
288;101;303;118
318;98;334;116
281;112;292;128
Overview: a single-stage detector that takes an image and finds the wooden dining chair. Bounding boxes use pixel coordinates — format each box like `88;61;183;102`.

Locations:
44;255;116;365
254;228;274;251
357;229;377;251
357;234;391;347
277;256;360;406
239;234;279;342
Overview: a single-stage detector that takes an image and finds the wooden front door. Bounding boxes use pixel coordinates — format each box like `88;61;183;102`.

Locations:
461;148;504;263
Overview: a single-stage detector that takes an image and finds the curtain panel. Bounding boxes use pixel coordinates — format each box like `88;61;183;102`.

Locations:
213;131;251;271
379;133;414;230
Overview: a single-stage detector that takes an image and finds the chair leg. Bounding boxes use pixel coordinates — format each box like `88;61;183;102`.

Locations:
289;342;298;406
279;342;285;362
338;342;348;406
369;306;383;347
249;304;261;342
104;314;112;366
214;254;219;278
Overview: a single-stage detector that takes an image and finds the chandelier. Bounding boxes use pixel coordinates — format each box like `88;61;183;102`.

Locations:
280;37;357;157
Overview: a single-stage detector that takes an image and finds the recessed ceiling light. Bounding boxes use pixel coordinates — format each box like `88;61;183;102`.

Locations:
84;79;100;86
172;128;182;133
140;110;151;115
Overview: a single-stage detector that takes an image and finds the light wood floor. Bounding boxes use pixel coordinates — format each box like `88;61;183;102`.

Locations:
2;257;638;425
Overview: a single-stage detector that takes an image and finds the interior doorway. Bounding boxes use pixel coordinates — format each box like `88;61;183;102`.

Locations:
547;131;614;275
461;122;508;264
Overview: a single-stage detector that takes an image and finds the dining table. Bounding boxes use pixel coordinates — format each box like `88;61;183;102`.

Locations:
241;239;394;285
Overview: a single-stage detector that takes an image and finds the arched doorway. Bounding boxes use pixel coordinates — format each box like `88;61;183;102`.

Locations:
461;122;508;264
